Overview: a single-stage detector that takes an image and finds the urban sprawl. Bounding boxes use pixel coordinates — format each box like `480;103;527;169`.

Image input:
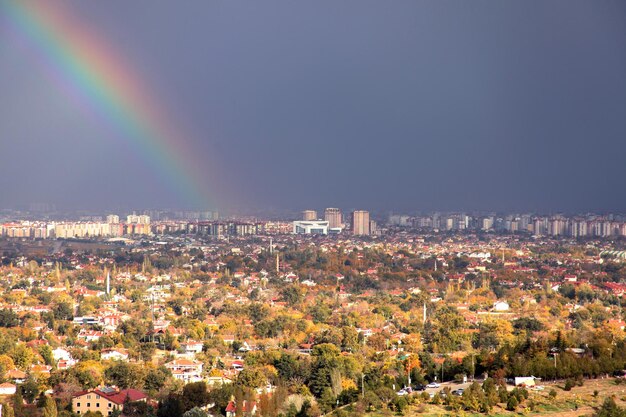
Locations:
3;210;626;239
0;208;625;417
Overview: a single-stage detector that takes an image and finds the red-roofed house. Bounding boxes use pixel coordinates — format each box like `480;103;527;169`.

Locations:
72;387;147;416
5;368;27;384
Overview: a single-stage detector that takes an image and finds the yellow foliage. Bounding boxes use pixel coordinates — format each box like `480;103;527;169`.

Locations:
262;364;278;378
406;355;421;372
0;354;15;370
341;378;357;390
76;360;104;374
403;334;422;352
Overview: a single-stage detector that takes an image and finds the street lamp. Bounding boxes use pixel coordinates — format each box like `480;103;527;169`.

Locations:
441;358;445;383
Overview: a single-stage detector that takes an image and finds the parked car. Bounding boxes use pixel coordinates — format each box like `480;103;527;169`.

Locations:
426;382;440;388
412;384;426;391
452;388;464;396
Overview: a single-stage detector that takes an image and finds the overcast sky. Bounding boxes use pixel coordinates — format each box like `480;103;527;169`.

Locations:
1;1;625;215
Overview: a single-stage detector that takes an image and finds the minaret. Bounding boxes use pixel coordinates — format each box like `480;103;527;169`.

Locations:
434;259;437;272
106;271;111;295
269;238;273;254
276;253;280;273
423;303;427;323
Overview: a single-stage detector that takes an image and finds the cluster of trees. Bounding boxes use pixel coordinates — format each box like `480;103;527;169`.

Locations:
593;397;626;417
0;387;59;417
156;382;212;417
418;380;530;414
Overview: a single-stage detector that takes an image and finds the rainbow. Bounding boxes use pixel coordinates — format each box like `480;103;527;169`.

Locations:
0;1;215;209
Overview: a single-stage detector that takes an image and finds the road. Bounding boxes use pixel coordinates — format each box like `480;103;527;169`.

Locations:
421;380;477;396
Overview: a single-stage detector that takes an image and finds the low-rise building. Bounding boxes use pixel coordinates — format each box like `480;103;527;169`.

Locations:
0;382;17;395
72;387;147;416
165;358;203;383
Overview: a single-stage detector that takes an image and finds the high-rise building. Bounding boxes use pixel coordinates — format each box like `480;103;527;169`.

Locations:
302;210;317;221
106;215;120;224
324;208;342;228
352;210;370;235
127;214;150;225
369;220;377;235
482;217;494;231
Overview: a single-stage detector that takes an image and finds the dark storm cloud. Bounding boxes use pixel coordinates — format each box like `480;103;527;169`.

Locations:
1;1;625;213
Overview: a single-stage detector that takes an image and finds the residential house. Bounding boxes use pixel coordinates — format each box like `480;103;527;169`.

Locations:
101;348;130;362
72;387;147;416
5;369;27;384
493;301;510;312
164;359;203;383
53;347;73;362
180;340;204;355
0;382;16;395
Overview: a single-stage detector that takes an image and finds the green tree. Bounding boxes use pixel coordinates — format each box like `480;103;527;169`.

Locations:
122;400;155;417
391;396;408;413
53;302;74;321
181;382;210;412
21;377;40;403
138;342;156;362
275;353;296;380
309;344;341;397
13;388;24;416
482;378;498;408
461;382;484;412
10;343;34;369
549;389;557;400
0;309;19;327
341;327;359;352
157;395;184;417
41;396;58;417
2;403;15;417
40;345;55;366
506;395;518;411
144;367;170;393
207;384;235;415
236;367;267;389
318;387;336;413
105;362;145;389
281;285;303;307
593;397;626;417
